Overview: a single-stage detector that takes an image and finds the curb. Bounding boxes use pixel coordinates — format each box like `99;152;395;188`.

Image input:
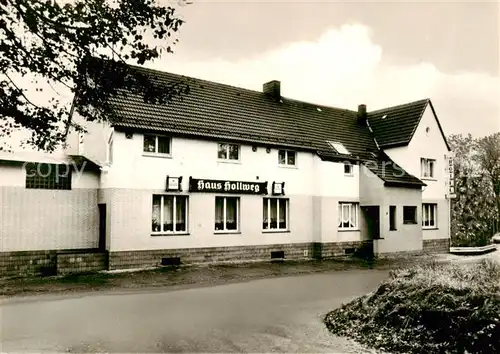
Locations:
449;244;497;256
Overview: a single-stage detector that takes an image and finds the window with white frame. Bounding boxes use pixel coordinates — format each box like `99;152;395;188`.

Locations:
421;158;435;178
215;196;239;231
151;195;188;234
143;134;171;155
217;143;240;161
344;162;353;175
278;150;296;166
263;198;289;231
422;203;437;228
338;202;359;230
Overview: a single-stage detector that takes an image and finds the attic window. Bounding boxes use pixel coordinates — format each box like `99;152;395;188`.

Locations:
327;141;350;154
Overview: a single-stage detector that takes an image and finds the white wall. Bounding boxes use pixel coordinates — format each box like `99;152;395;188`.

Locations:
0;163;100;189
383;105;450;242
65;112;112;166
104;132;360;198
101;131;364;251
312;155;360;198
383;105;449;200
0;164;100;252
107;190;313;251
0;164;24;187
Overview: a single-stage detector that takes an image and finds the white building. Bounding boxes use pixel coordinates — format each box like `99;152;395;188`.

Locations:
0;68;454;275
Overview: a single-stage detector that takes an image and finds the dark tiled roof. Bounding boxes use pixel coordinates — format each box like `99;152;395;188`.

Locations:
364;152;426;188
367;99;429;148
109;66;377;160
104;64;426;187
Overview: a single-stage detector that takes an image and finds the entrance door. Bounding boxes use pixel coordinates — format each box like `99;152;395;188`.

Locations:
363;206;380;240
98;204;106;251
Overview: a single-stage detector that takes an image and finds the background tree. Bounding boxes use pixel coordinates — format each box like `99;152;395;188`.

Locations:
475;133;500;230
448;133;499;247
0;0;190;151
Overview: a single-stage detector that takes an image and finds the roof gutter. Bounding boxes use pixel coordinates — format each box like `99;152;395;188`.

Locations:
384;180;426;188
113;124;317;152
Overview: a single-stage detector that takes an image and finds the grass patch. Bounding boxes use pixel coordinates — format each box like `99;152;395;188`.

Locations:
323;259;500;353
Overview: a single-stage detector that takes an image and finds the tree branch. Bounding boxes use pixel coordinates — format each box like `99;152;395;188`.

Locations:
14;0;91;32
3;72;41;109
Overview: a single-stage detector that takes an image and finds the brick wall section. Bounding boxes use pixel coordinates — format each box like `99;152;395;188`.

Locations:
318;241;368;259
108;241;366;270
376;250;424;259
0;250;108;277
0;251;57;277
109;243;311;270
57;253;108;275
423;238;450;253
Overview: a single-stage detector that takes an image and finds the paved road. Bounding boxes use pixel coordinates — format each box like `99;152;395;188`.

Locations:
1;269;389;353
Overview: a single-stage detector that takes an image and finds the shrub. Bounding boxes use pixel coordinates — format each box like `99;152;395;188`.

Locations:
324;259;500;353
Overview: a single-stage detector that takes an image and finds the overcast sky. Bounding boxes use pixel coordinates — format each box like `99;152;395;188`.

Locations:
145;0;499;138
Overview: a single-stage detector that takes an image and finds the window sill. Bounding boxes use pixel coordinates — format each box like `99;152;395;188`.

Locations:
403;222;418;225
151;232;190;237
214;231;241;235
344;173;354;177
423;227;439;230
338;229;360;232
217;159;241;164
278;164;298;169
262;229;290;233
143;153;172;159
421;177;437;181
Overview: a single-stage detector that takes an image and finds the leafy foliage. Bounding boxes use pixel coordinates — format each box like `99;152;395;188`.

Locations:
448;133;500;247
0;0;190;151
324;259;500;354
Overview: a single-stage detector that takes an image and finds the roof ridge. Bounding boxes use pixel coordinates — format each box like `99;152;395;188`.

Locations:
367;98;430;114
283;97;356;113
129;63;358;113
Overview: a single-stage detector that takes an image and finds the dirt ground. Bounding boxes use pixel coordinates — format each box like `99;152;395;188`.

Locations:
0;256;429;298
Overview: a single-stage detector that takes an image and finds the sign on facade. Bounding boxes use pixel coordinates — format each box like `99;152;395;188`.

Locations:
189;177;268;195
272;181;285;195
166;176;183;191
445;154;456;199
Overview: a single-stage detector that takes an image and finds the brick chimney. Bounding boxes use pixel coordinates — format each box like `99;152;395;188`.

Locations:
263;80;281;101
357;104;367;123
